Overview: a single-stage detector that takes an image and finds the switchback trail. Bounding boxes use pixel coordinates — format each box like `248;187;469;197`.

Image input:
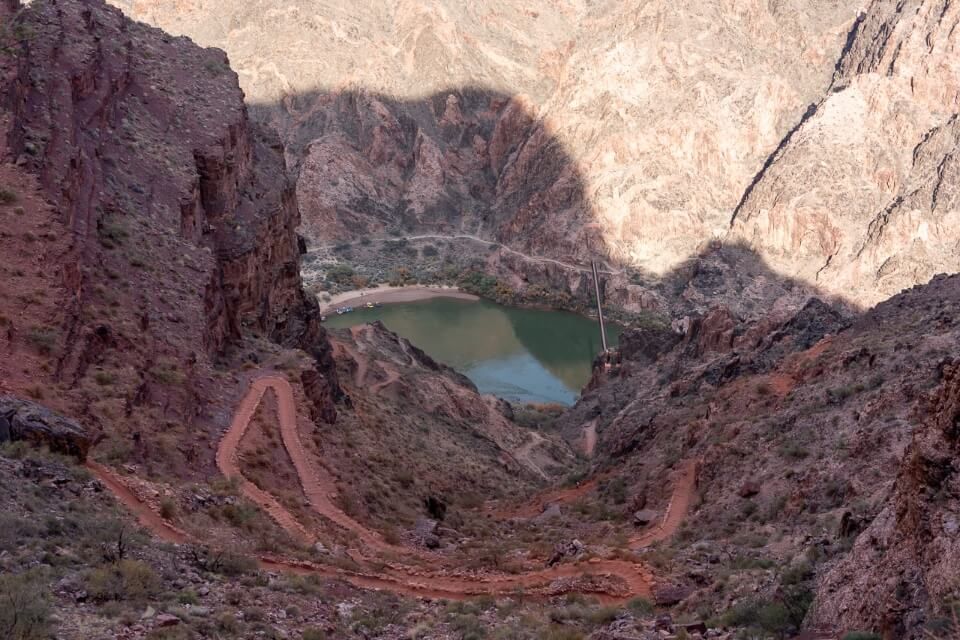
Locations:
90;375;708;602
630;459;699;548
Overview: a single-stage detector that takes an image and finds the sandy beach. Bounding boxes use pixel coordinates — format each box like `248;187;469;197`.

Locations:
319;285;479;314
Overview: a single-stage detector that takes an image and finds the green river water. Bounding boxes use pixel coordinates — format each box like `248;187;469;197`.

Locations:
323;297;620;406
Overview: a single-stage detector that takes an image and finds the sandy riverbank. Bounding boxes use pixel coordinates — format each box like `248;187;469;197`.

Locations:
319;285;479;314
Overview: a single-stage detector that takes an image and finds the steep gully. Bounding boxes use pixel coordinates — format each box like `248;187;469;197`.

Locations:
88;370;696;601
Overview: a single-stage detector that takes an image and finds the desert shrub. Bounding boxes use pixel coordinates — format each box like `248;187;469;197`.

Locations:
388;266;417;287
0;188;18;205
351;274;370;289
204;59;228;75
841;633;880;640
94;370;117;386
216;551;258;577
26;325;57;355
722;584;812;638
601;477;628;505
86;559;160;602
150;362;185;385
243;607;266;622
325;264;355;285
359;236;372;246
627;597;654;615
0;570;50;640
302;628;327;640
448;613;486;640
159;498;177;520
217;613;242;633
219;502;259;529
779;441;809;460
98;218;128;247
383;238;408;254
730;555;774;571
422;244;439;257
781;562;813;585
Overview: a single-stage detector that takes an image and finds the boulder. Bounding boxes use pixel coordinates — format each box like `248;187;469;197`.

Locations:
653;584;692;606
737;481;760;498
547;538;586;566
0;396;91;460
633;509;658;526
155;613;180;627
534;503;562;522
412;518;440;549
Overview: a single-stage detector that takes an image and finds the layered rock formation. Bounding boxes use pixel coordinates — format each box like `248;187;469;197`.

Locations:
731;0;960;307
106;0;960;309
558;273;960;636
0;396;92;460
810;362;960;638
0;0;339;476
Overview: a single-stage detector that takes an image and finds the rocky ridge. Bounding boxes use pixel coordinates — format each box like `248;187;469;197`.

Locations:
1;0;341;477
559;272;960;637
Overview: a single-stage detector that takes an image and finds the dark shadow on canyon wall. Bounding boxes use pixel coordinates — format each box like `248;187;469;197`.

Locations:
249;87;606;264
247;86;861;320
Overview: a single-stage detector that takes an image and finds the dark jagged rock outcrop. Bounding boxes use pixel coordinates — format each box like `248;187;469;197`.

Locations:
809;362;960;638
0;0;340;475
557;273;960;637
0;396;92;460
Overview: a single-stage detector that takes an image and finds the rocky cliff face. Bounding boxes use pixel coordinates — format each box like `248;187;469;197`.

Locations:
730;0;960;307
106;0;960;310
0;0;340;476
100;0;960;311
555;273;960;636
810;362;960;638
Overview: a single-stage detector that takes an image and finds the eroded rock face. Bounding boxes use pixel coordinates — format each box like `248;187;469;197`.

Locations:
554;273;960;636
810;362;960;638
730;0;960;307
110;0;955;310
0;397;91;461
1;0;340;474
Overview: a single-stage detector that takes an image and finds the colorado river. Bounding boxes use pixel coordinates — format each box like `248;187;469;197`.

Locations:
324;298;620;405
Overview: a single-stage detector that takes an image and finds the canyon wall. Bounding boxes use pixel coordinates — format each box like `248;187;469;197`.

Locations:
106;0;887;305
108;0;960;309
730;0;960;306
0;0;339;474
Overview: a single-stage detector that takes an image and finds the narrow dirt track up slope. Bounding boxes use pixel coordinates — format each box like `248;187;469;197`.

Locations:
90;375;706;601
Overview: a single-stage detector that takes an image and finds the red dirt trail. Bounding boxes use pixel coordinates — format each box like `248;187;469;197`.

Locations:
581;419;598;458
89;375;705;602
630;459;699;548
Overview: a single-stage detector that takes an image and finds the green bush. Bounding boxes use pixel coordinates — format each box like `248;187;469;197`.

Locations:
841;633;881;640
449;613;486;640
26;325;57;356
0;188;18;205
94;370;117;386
721;590;811;637
627;597;654;615
302;628;327;640
325;264;355;285
0;570;50;640
86;559;160;602
159;498;177;521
